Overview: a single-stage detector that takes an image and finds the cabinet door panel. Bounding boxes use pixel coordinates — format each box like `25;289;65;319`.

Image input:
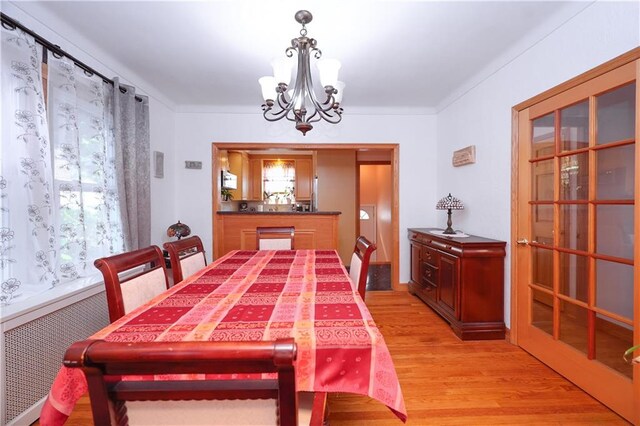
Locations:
438;252;459;317
295;159;312;200
249;159;262;200
410;242;422;285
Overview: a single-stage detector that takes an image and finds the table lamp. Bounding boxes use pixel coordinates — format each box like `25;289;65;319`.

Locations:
167;220;191;240
436;193;464;235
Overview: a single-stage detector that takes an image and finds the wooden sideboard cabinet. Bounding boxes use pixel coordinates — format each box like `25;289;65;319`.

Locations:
408;228;506;340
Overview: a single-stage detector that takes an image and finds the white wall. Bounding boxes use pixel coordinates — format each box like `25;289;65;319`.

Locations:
9;0;636;323
436;0;640;327
3;2;178;248
174;112;437;283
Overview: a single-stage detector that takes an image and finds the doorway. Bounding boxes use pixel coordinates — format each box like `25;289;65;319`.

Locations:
358;161;393;291
512;52;639;423
360;204;377;261
211;143;401;290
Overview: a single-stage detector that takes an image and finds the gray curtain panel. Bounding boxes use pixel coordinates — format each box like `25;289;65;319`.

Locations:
111;77;151;250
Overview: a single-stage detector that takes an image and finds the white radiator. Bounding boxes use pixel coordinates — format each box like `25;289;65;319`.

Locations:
1;287;109;425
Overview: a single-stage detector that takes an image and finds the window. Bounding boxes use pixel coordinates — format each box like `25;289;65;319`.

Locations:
1;28;124;307
263;160;295;203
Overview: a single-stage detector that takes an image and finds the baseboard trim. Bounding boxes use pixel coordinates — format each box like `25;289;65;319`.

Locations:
6;396;45;426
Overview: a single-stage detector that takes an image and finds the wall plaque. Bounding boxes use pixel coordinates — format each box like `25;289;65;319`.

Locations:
452;145;476;167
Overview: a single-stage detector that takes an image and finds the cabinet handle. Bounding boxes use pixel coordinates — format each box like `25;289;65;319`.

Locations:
516;238;529;245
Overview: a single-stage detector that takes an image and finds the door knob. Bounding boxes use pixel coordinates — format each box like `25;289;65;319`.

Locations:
516;238;529;245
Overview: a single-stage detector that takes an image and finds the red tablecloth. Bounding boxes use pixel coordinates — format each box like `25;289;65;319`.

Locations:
41;249;406;424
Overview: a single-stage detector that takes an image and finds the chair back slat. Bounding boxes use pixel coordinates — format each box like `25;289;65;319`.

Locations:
94;246;169;323
256;227;295;250
64;339;298;426
163;236;207;284
349;236;377;299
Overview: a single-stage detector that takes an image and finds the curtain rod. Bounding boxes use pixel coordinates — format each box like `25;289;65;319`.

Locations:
1;12;144;102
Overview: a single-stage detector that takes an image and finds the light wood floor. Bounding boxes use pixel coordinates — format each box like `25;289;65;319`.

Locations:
35;291;627;425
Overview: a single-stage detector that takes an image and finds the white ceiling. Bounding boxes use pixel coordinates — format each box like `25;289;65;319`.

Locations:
12;1;593;113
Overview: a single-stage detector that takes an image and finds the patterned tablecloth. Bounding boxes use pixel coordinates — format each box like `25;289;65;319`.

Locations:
40;249;407;424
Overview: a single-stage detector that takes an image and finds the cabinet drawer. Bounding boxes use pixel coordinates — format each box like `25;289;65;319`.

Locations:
422;262;438;286
422;246;438;266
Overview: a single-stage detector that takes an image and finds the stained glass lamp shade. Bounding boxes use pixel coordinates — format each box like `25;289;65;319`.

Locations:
435;194;464;235
167;221;191;240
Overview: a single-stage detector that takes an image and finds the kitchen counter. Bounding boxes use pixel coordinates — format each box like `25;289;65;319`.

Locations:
214;211;340;256
217;211;341;215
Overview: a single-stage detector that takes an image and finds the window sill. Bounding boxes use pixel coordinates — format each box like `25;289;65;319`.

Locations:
0;273;105;325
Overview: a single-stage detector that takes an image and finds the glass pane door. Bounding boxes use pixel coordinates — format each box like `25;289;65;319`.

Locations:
516;60;638;423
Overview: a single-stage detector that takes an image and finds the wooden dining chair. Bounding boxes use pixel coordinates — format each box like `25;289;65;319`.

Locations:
94;246;169;323
63;338;327;426
163;235;207;284
350;236;377;299
256;226;295;250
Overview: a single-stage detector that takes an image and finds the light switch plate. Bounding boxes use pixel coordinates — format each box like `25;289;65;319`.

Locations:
185;161;202;169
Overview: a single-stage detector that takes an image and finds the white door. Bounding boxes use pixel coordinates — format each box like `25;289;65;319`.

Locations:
360;204;377;262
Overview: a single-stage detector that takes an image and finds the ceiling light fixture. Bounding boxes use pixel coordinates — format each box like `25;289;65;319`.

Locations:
259;10;344;136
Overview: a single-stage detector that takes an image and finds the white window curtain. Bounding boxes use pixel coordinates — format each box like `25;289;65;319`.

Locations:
0;24;133;307
263;160;295;202
1;28;57;304
47;54;125;281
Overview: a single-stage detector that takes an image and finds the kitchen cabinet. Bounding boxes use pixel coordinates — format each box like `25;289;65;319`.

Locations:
248;158;262;200
408;228;506;340
295;158;312;200
227;151;249;201
215;211;340;257
241;154;249;200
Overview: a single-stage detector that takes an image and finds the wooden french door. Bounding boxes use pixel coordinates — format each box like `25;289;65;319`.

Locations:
514;52;639;424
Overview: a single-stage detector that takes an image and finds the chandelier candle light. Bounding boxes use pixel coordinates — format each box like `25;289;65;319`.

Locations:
259;10;344;135
436;194;464;235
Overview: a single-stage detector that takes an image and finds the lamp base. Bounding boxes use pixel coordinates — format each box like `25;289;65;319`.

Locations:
442;226;456;235
443;209;455;234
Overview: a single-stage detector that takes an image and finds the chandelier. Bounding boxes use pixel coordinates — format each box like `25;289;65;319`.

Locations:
259;10;344;136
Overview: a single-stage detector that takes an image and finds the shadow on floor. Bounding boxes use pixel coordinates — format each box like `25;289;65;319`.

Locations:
366;264;391;291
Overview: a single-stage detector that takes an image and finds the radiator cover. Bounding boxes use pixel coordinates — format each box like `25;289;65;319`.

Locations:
2;291;109;424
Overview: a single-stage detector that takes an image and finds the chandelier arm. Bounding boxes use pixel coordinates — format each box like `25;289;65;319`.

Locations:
263;108;290;122
285;110;298;122
309;90;343;123
263;103;293;122
307;110;319;123
276;91;292;112
310;109;342;124
303;65;342;124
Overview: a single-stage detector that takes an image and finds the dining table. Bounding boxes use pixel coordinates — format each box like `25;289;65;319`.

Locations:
40;249;407;424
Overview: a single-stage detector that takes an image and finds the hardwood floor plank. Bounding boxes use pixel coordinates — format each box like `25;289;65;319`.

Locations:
33;291;626;425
